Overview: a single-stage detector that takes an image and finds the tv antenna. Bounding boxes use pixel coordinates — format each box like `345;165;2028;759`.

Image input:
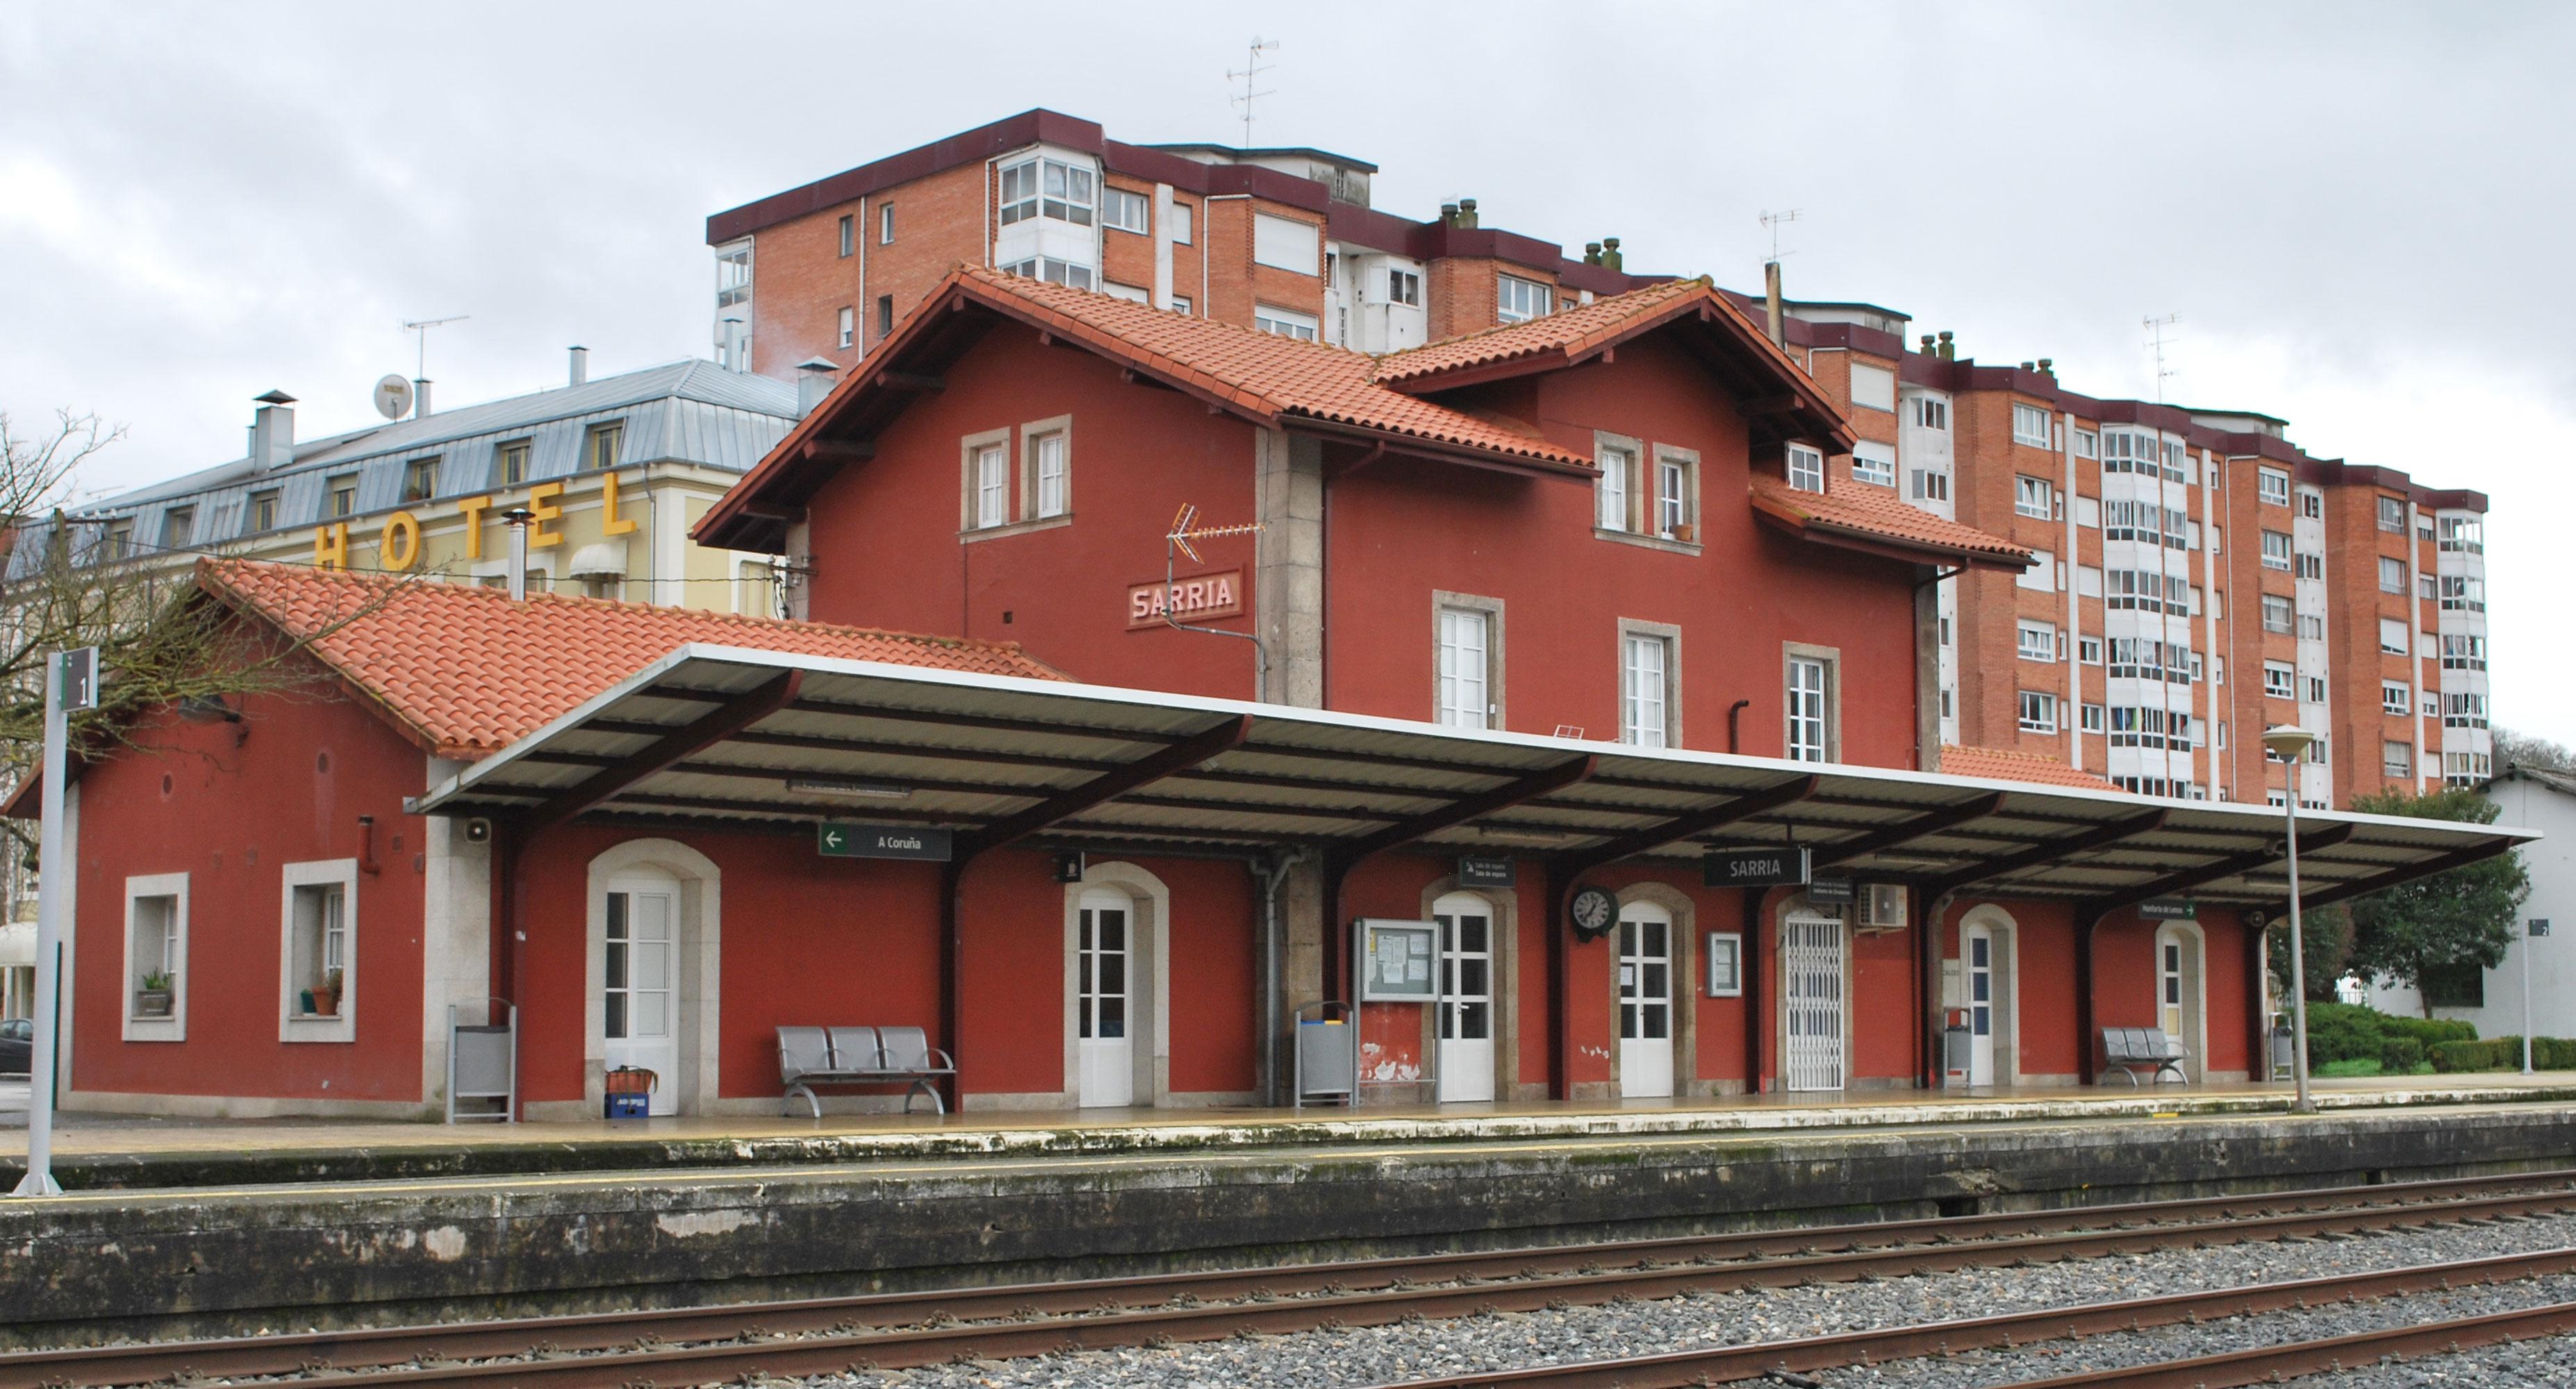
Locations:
1228;37;1280;145
1760;209;1802;263
402;315;469;382
2142;313;2181;401
1160;502;1269;699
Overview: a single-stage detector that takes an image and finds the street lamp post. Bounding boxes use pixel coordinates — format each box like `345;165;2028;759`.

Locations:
2262;724;2319;1114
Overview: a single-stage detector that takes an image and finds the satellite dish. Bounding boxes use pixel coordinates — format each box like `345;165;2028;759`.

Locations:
373;374;415;420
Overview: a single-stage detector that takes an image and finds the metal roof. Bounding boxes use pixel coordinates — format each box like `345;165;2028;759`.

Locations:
410;647;2539;915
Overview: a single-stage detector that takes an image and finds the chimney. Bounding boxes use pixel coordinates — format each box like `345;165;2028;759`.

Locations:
794;356;841;417
502;507;534;601
1937;331;1955;361
1584;242;1602;266
1456;197;1478;229
1439;201;1459;227
249;389;297;472
2037;357;2055;379
568;346;588;388
1600;237;1622;272
1920;334;1936;356
1762;261;1785;348
413;379;433;419
2020;361;2035;372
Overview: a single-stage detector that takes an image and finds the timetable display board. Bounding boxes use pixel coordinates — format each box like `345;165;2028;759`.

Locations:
1355;918;1440;1001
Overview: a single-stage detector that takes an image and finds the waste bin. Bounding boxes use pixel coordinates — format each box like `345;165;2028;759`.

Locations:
2271;1017;2296;1082
1294;1001;1355;1109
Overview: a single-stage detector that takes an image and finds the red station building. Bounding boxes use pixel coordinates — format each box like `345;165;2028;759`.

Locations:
20;274;2529;1120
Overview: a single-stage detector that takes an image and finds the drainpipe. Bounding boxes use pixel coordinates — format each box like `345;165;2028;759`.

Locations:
1726;698;1751;754
1250;847;1308;1106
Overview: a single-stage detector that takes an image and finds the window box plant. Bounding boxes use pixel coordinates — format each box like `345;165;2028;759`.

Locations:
135;972;174;1017
315;967;343;1017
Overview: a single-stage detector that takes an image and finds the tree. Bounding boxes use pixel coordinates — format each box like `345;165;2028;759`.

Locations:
2267;901;2353;1002
2493;726;2576;776
2341;787;2532;1017
0;410;397;865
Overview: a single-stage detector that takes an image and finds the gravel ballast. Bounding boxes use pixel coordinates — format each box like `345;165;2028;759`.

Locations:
800;1211;2576;1389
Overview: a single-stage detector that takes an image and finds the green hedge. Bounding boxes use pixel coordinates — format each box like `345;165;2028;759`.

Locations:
2301;1001;2474;1072
2429;1035;2576;1072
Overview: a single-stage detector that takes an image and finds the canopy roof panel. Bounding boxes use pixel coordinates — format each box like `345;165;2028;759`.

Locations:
411;646;2540;913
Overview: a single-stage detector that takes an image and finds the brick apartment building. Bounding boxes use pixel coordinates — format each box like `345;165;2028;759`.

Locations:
705;109;2495;811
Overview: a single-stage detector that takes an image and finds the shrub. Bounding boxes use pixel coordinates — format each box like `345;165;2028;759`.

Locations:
2378;1013;2478;1047
2378;1037;2425;1072
2431;1037;2521;1072
2539;1037;2576;1070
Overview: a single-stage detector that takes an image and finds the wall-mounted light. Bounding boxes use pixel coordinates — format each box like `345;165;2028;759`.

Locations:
784;774;911;799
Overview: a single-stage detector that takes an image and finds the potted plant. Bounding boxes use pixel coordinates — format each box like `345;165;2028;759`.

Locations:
315;967;343;1017
135;972;174;1017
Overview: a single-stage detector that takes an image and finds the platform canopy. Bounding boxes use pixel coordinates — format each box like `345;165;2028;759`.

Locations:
410;644;2538;915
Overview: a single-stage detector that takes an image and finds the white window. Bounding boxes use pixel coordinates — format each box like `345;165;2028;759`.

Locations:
2444;691;2490;729
2442;634;2488;670
1032;430;1069;519
1252;213;1320;274
1851;440;1895;488
1705;933;1744;997
1387;267;1421;306
2017;549;2056;592
1103;187;1149;234
837;213;854;257
1253;303;1319;341
2307;675;2327;703
1911;468;1950;501
2074;427;2099;459
2079;635;2103;665
2382;681;2411;715
1621;634;1671;749
1786;656;1830;763
837;306;854;349
2378;556;2405;592
2379;617;2408;655
2258;467;2290;506
1169;294;1192;315
123;873;189;1041
2261;594;2293;634
1002;256;1096;290
1787;443;1825;494
880;201;895;244
2080;702;2106;733
1497;274;1553;324
973;442;1009;528
1913;396;1949;431
1597;442;1635;532
2015;475;2056;519
2012;402;2052;448
2384;740;2413;778
2441;575;2486;611
1437;607;1492;729
2299;490;2323;519
1102;281;1151;304
2017;620;2056;663
1169;201;1193;244
998;156;1093;227
1848;362;1896;412
2263;660;2295;699
1656;451;1694;538
279;858;358;1042
2019;690;2058;733
2377;496;2406;532
2261;531;2293;571
2438;515;2484;553
2295;551;2324;580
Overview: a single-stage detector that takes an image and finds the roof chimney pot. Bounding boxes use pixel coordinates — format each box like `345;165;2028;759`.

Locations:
1439;201;1459;227
793;356;841;417
1920;334;1936;356
249;390;297;472
1584;241;1602;266
568;346;588;388
1762;261;1785;349
2038;357;2054;379
1457;197;1478;229
1937;331;1954;362
412;379;432;419
1600;236;1622;272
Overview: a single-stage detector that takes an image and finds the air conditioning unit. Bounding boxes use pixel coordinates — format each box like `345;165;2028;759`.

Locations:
1855;883;1909;933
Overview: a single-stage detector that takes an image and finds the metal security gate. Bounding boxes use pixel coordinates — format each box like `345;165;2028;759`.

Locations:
1782;910;1846;1092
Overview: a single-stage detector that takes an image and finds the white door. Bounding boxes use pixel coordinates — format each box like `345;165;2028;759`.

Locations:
1077;891;1133;1107
1965;924;1997;1087
1782;910;1847;1092
2156;927;2200;1082
1618;904;1675;1098
604;880;679;1115
1434;892;1496;1102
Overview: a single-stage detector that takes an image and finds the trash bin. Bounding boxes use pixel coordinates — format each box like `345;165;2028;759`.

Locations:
2271;1019;2296;1081
1294;1001;1355;1109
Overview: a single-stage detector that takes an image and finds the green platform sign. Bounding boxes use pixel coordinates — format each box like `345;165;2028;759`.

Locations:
818;823;953;861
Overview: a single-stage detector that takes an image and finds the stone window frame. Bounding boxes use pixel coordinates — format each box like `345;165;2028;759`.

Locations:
1430;590;1505;731
1618;617;1683;749
1783;641;1843;763
1018;414;1075;527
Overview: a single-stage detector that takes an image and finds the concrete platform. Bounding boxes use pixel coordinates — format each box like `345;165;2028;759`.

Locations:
8;1072;2576;1190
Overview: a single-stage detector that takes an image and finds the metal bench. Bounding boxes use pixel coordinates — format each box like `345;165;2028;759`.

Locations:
2101;1026;2190;1086
777;1025;955;1117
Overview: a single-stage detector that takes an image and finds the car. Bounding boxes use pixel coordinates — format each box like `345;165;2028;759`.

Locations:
0;1017;32;1076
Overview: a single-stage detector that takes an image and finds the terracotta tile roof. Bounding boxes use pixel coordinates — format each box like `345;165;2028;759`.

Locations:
950;268;1593;473
1941;745;2120;791
1749;474;2033;569
198;558;1066;759
1373;276;1715;383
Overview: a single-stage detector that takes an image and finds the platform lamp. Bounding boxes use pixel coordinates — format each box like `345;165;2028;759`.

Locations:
2261;724;2320;1114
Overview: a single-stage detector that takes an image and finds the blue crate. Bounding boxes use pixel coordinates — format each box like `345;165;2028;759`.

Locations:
606;1091;650;1119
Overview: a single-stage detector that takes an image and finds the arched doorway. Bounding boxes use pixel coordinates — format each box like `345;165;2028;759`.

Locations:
584;839;722;1118
1616;900;1676;1098
2154;922;2207;1083
1955;905;2021;1089
1431;890;1497;1102
1063;861;1169;1109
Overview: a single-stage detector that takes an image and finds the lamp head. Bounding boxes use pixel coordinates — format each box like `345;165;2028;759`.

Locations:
2260;724;2317;761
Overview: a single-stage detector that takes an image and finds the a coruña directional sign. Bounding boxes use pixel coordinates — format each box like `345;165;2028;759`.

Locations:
818;823;953;861
1703;846;1812;889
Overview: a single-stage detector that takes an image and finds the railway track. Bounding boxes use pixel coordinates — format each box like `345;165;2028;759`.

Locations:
8;1167;2576;1388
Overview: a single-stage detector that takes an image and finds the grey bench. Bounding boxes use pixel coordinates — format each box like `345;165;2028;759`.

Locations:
777;1025;955;1117
2102;1026;2190;1086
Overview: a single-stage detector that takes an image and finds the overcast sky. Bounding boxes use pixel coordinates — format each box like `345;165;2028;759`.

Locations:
5;3;2570;744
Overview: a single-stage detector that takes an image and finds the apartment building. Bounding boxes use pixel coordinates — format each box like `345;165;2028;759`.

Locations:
710;108;2495;810
18;354;802;615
